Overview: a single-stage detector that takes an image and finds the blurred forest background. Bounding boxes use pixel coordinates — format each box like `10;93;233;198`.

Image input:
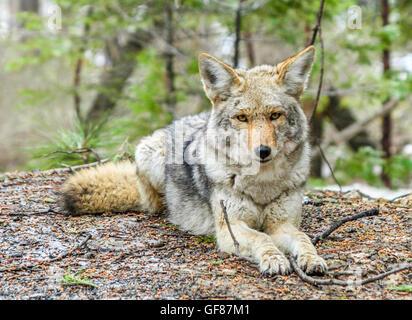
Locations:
0;0;411;190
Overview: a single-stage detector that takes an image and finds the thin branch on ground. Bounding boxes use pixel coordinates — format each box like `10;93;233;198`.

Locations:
220;200;240;256
7;207;62;216
391;192;412;202
291;206;411;287
41;159;109;175
0;233;92;273
289;256;412;287
311;208;379;245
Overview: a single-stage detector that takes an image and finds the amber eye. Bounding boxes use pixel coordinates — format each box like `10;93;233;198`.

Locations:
237;115;248;122
270;112;282;120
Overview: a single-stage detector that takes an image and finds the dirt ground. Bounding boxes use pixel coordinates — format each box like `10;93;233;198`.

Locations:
0;168;411;300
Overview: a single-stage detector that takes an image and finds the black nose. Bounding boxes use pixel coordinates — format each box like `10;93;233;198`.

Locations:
256;145;271;159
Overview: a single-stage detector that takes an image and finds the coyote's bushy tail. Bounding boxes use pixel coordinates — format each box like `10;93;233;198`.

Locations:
60;161;164;215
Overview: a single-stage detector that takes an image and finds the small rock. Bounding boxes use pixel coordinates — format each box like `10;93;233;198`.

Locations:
147;239;165;248
396;193;412;207
216;252;231;259
11;252;23;258
369;254;379;260
328;260;344;270
343;190;362;199
86;252;96;259
339;254;347;261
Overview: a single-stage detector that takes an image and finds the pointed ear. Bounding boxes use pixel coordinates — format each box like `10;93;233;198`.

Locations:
276;46;315;97
198;53;242;105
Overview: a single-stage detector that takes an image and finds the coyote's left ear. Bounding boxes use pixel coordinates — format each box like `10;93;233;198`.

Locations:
276;46;315;97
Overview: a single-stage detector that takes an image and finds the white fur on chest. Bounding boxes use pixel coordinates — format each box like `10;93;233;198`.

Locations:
233;174;282;205
232;155;308;205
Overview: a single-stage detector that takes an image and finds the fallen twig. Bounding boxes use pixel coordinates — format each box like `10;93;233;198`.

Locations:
289;256;412;287
220;200;240;256
6;207;62;217
391;192;412;202
0;233;92;273
311;208;379;245
42;159;109;175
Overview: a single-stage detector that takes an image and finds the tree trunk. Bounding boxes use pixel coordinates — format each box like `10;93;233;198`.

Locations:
315;98;399;158
310;112;324;177
19;0;39;13
8;0;40;34
233;0;244;68
85;31;152;126
309;90;376;178
244;31;256;67
326;89;374;151
381;0;391;187
164;5;176;118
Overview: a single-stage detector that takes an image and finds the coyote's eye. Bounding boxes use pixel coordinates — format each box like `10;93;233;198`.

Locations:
270;112;282;121
236;115;248;122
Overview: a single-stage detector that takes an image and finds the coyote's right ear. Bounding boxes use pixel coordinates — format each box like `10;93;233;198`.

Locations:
198;53;242;106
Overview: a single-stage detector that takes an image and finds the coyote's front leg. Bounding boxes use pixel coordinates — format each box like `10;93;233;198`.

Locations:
263;193;327;274
265;222;327;274
212;198;291;275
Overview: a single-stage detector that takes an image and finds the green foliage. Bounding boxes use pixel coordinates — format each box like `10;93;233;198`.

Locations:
307;177;328;189
60;267;98;288
385;153;412;188
27;119;124;170
335;146;385;186
26;47;177;170
387;284;412;292
334;147;412;188
196;235;216;243
118;48;174;141
1;0;411;186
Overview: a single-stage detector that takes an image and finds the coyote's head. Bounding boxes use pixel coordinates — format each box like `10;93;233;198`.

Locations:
199;46;315;171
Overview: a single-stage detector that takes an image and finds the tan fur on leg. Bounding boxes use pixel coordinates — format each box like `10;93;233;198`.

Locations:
135;172;165;214
265;222;327;274
215;214;291;275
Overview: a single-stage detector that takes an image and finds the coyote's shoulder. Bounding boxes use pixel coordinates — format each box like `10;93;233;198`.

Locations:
61;46;328;276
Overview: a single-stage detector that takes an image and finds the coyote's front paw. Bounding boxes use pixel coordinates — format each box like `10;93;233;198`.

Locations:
259;250;291;275
297;253;327;275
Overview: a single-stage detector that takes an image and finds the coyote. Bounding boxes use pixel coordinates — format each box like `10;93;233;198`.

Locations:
61;46;327;275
